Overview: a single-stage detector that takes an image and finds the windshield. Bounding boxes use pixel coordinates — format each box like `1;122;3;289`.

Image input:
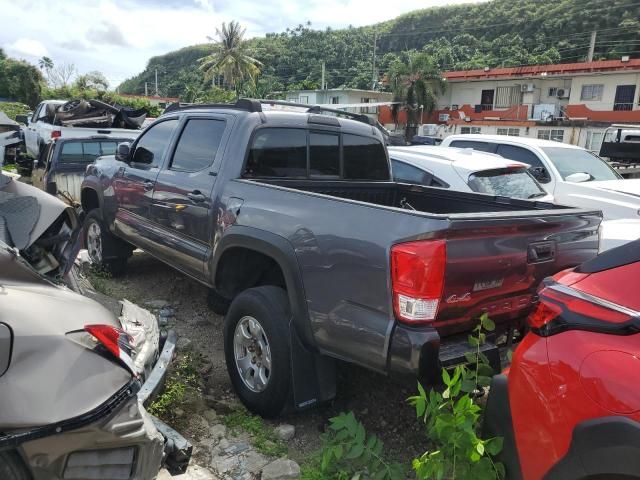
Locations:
59;141;119;163
542;147;622;181
467;168;546;199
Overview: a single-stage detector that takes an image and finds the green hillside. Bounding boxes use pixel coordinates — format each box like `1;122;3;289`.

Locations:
117;0;640;99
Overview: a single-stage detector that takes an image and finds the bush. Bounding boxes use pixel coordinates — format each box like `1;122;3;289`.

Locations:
0;102;31;120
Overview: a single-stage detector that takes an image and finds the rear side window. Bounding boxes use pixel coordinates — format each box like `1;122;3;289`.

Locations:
343;134;389;180
392;159;448;187
59;141;120;163
309;132;340;177
449;140;496;153
246;128;307;177
171;119;226;172
495;144;545;169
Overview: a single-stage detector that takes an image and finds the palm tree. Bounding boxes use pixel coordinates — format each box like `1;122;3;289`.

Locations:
387;51;446;139
38;56;54;71
199;21;262;98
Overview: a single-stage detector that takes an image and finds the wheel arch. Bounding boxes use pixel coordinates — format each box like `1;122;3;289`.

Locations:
80;186;101;214
211;226;314;350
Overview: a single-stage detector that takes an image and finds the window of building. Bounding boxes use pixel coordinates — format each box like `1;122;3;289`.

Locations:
331;96;340;104
495;86;522;108
480;90;495;110
460;127;482;134
585;131;604;152
171;119;226;172
497;128;520;136
537;129;564;142
580;84;604;101
343;134;389;180
299;95;309;104
360;97;376;114
309;132;340;177
548;87;558;97
131;119;179;168
245;128;307;178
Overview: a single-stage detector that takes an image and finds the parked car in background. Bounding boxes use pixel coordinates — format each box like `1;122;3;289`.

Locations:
484;238;640;480
389;145;554;202
81;99;602;418
20;100;143;160
0;170;190;479
441;134;640;250
32;135;140;204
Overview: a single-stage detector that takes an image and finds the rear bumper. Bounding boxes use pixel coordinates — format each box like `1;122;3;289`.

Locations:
387;323;501;383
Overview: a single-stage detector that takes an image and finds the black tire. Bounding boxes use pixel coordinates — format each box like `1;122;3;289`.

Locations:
207;288;230;315
223;286;291;418
83;209;130;277
0;451;32;480
56;100;90;120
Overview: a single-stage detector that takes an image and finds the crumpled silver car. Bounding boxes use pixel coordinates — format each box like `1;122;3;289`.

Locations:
0;172;190;479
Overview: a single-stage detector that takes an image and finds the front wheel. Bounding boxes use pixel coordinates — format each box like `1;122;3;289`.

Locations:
223;286;291;418
83;209;130;276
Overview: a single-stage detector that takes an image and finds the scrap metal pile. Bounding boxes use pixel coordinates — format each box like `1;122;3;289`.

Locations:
47;99;147;129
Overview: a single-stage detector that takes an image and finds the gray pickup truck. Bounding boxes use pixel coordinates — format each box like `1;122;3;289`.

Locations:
81;100;602;417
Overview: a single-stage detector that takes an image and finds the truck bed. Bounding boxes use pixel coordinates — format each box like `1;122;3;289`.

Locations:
258;179;569;214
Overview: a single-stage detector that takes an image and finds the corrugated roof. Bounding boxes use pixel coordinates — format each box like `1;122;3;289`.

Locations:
444;59;640;81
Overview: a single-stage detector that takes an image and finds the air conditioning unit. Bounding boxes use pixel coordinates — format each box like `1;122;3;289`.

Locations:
556;88;570;99
520;83;535;93
438;113;450;122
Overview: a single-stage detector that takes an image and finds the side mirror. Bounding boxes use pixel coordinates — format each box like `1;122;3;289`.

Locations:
15;114;29;126
115;142;131;162
565;172;591;183
530;166;551;184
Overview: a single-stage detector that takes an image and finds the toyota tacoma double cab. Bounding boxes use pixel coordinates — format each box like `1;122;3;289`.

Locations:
81;99;603;417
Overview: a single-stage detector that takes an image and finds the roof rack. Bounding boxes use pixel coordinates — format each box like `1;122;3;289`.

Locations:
162;98;375;126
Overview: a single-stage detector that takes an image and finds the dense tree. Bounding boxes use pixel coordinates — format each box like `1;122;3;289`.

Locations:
199;21;263;97
117;0;640;99
74;71;109;92
0;55;43;106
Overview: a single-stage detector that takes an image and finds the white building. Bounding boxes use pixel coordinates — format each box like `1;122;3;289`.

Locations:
284;88;393;119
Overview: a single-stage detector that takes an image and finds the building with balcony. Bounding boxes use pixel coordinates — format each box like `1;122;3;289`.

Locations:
379;58;640;151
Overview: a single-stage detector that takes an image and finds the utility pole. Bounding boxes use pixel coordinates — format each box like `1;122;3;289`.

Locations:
321;62;325;90
587;31;597;62
144;82;148;96
372;32;377;90
155;68;158;96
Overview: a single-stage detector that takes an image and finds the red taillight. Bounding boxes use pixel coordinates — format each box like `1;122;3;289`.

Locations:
84;324;136;373
528;287;633;331
391;239;446;325
51;130;61;139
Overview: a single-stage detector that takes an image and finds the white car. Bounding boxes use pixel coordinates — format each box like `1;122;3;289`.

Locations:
389;145;555;202
440;134;640;250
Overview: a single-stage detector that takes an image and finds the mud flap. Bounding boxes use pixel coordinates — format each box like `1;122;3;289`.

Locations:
289;321;336;411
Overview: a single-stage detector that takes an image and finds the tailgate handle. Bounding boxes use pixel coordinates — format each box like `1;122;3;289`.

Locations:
528;241;556;264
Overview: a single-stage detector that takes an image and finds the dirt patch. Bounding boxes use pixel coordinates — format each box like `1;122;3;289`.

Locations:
99;250;427;465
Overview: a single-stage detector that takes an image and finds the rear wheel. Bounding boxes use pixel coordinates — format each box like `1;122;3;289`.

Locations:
83;209;130;276
0;451;32;480
223;286;291;418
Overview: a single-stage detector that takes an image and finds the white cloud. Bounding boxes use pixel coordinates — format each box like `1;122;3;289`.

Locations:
5;38;49;58
0;0;487;89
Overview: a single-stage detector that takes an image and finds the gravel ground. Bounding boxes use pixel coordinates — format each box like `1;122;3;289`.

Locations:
99;250;428;466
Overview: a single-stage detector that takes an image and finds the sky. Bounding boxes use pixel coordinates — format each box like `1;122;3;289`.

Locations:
0;0;487;89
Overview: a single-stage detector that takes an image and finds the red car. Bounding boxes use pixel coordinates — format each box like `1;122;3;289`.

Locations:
485;238;640;480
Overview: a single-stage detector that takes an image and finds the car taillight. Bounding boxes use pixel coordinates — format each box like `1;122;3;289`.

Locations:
67;325;136;374
527;285;635;336
51;130;61;139
391;239;446;325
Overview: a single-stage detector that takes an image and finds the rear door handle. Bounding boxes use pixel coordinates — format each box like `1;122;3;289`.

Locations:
143;180;155;191
188;191;206;203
